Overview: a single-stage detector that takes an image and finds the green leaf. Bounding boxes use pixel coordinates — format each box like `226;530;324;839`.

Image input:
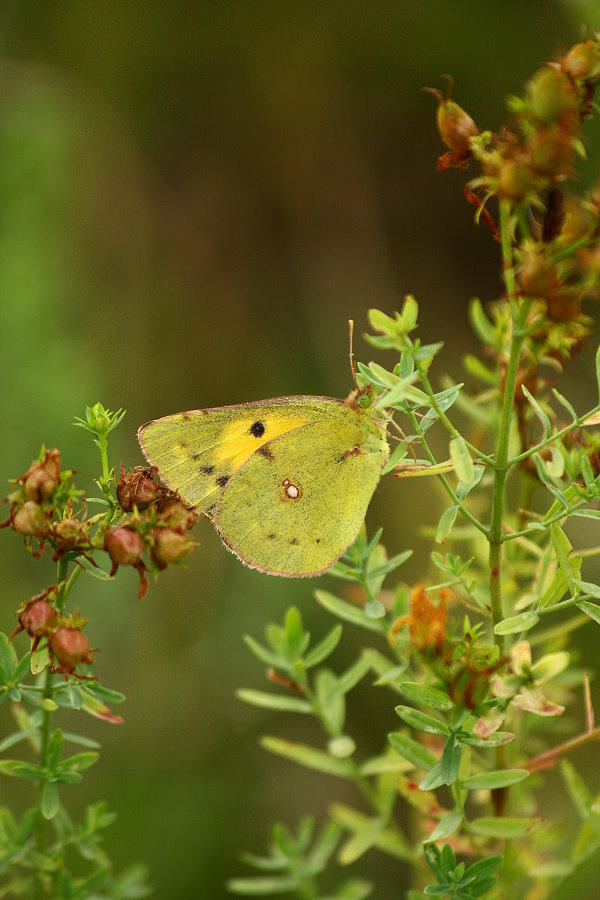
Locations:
227;876;300;895
236;690;312;714
462;769;528;790
40;782;59;821
577;601;600;625
419;762;445;792
47;729;63;770
243;636;283;669
440;733;462;785
450;436;474;484
332;651;377;699
436;505;459;544
425;808;463;844
398;683;455;712
552;388;578;422
462;855;503;881
388;732;438;770
314;591;387;634
338;817;386;865
316;670;346;735
0;633;17;677
60;751;100;773
494;611;539;635
284;607;305;656
552;525;576;594
330;802;412;862
382;441;409;475
469;817;541;838
521;385;551;438
461;732;515;748
395;706;449;737
469;297;498;347
260;737;354;778
561;759;593;818
0;760;46;780
303;625;343;668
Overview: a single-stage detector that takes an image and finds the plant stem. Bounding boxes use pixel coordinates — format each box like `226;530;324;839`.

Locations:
489;201;530;814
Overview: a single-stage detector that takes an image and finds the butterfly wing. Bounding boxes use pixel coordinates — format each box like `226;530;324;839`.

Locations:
215;403;388;576
138;398;328;514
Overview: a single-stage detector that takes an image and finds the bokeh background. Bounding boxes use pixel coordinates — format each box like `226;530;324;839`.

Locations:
1;2;600;897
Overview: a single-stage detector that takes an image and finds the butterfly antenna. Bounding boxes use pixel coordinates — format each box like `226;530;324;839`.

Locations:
348;319;359;391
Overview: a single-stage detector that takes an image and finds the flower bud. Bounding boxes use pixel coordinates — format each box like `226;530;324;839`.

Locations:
151;528;196;570
22;449;61;502
117;465;162;511
545;286;582;322
11;501;50;536
49;627;95;676
527;122;575;177
562;40;600;81
527;67;579;124
436;97;478;153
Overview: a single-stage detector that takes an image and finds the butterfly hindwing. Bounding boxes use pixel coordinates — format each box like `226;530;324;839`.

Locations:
215;404;387;576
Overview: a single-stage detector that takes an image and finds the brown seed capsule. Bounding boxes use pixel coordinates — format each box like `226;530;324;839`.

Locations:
562;40;600;81
49;627;96;677
104;527;144;573
516;245;559;298
527;121;576;177
117;465;162;511
545;286;582;322
151;528;196;570
11;501;50;537
51;518;91;552
497;158;540;203
22;449;61;502
158;498;196;531
9;597;58;643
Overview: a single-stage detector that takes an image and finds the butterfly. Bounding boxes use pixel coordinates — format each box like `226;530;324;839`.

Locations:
138;389;389;577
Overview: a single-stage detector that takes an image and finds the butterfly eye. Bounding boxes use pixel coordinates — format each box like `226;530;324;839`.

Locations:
250;421;265;437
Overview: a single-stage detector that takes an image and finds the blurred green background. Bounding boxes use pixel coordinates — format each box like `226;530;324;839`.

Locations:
1;2;600;897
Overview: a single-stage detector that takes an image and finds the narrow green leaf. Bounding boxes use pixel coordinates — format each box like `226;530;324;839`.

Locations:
461;731;515;748
561;759;593;818
227;876;300;895
0;633;17;678
0;760;46;780
338;817;386;865
332;651;376;700
424;808;463;843
388;732;438;770
577;601;600;625
450;436;475;484
284;607;305;656
469;817;541;838
314;591;387;633
521;385;551;437
60;751;100;773
40;782;59;821
236;690;311;714
419;762;445;792
382;441;409;475
494;611;539;635
398;683;455;712
463;769;528;790
552;388;578;422
469;297;498;347
304;625;343;668
436;505;459;544
330;802;413;862
395;706;449;737
440;733;462;785
243;636;283;669
552;525;576;594
47;729;63;770
260;736;354;778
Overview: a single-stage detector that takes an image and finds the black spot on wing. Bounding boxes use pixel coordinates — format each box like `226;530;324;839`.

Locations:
216;474;229;488
201;464;215;474
289;537;299;546
191;453;201;461
267;532;276;540
250;421;265;437
181;413;190;421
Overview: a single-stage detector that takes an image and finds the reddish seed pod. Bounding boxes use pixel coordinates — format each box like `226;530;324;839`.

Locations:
104;527;144;572
51;517;91;552
22;449;61;502
436;97;478;153
516;246;559;298
11;501;50;537
10;597;57;642
49;627;96;676
151;528;196;570
158;498;196;531
117;465;163;511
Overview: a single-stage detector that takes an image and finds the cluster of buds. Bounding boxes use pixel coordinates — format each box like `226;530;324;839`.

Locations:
9;587;96;680
392;586;504;712
427;36;600;334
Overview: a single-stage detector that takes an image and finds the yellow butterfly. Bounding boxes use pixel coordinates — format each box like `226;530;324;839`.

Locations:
138;388;389;577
